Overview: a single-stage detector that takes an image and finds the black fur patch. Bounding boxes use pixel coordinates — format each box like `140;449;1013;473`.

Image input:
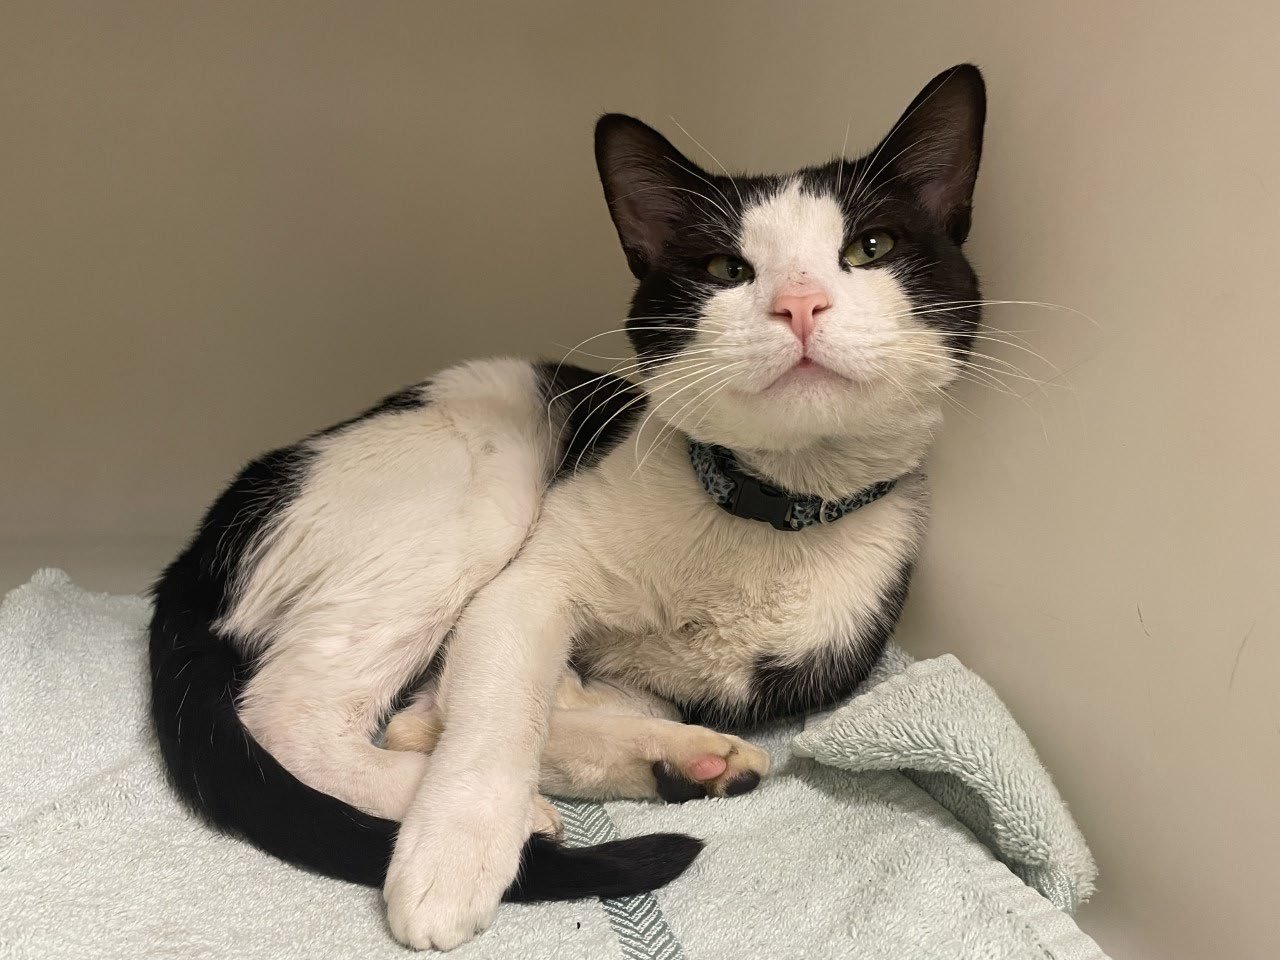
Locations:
159;441;316;621
315;381;430;438
622;174;770;363
148;441;408;876
723;770;761;797
650;760;762;803
679;561;914;730
652;761;707;804
507;833;704;902
535;362;645;480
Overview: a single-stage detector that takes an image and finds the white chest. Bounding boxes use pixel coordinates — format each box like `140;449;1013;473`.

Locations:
544;438;928;701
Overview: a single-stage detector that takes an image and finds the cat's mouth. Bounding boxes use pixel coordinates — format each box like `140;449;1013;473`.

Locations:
764;357;853;391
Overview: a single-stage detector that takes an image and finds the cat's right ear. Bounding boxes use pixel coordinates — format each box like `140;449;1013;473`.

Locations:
595;115;706;279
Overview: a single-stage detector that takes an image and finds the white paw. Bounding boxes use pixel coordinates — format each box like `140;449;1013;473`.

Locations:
383;791;531;951
651;726;772;801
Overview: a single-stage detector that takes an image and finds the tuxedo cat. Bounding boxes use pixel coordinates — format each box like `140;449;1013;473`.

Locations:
150;64;986;950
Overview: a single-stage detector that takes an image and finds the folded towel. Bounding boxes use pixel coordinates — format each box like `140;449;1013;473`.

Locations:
793;644;1096;913
1;569;1106;960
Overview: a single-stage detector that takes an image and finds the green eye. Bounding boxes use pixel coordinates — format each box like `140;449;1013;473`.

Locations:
843;230;895;266
706;255;755;284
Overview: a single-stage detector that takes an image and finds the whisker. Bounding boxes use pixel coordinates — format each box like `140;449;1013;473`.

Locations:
887;345;1055;432
883;342;1059;389
629;363;730;461
564;388;653;478
668;116;744;207
685;371;743;438
632;362;745;473
640;361;748;471
834;121;852;197
845;134;932;209
545;356;702;464
931;381;983;423
551;323;724;364
865;359;929;421
554;345;723;364
843;65;965;208
663;184;735;223
559;357;727;478
665;155;736;217
903;327;1067;375
891;298;1101;331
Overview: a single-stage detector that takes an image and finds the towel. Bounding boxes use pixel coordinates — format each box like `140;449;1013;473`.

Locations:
793;644;1097;913
0;569;1106;960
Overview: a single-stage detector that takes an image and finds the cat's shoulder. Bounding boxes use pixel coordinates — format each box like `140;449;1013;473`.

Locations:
534;360;647;480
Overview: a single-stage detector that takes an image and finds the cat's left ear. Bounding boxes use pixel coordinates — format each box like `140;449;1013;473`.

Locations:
875;64;986;244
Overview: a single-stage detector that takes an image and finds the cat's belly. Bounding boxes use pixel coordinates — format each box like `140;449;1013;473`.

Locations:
568;555;909;726
573;600;810;709
557;460;927;726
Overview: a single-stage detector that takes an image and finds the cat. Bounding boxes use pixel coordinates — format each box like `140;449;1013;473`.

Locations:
149;64;986;950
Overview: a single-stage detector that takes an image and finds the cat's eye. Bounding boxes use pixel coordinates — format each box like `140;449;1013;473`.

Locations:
706;255;755;285
843;230;896;267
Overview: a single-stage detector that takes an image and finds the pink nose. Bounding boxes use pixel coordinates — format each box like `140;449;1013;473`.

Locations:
770;290;831;344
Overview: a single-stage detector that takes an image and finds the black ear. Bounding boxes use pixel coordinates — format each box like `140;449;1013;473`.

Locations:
875;64;986;244
595;114;710;278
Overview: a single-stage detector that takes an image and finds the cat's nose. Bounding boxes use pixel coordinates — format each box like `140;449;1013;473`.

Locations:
770;290;831;344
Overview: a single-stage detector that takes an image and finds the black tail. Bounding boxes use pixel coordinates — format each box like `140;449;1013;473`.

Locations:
149;567;702;900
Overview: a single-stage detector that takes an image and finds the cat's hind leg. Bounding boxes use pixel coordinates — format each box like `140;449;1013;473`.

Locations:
384;672;771;802
383;688;445;755
237;619;451;820
229;363;554;822
542;705;771;802
548;673;771;800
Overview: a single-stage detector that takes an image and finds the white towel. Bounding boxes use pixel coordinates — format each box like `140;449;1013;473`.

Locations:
1;569;1106;959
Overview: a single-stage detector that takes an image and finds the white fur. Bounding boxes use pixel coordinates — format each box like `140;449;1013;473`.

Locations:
223;182;949;949
385;672;771;801
646;180;954;499
227;358;551;819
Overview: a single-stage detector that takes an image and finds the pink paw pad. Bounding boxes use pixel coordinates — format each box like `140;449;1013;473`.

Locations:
685;754;728;782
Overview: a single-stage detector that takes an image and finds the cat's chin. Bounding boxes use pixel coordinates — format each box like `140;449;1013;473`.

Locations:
698;365;941;463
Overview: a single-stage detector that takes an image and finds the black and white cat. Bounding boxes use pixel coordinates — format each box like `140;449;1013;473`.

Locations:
149;65;986;950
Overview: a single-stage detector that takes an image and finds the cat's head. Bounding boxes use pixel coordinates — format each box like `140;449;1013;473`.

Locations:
595;65;985;464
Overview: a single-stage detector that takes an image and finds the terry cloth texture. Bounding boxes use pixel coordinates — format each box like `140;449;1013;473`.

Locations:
1;569;1105;960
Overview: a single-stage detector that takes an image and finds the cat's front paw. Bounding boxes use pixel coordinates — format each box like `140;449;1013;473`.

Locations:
383;790;530;951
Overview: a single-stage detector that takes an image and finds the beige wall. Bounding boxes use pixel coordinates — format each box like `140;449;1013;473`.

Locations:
3;3;1278;957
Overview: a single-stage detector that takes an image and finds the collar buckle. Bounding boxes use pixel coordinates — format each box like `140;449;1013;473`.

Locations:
728;474;799;532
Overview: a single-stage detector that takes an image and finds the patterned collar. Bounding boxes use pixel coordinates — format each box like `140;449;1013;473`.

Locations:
688;439;899;532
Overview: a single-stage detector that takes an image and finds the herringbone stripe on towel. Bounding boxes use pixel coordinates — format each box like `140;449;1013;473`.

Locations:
553;799;685;960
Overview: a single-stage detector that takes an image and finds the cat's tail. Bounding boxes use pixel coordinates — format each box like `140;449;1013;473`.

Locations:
147;589;702;900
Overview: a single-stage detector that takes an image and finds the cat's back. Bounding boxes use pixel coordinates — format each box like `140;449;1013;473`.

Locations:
303;357;552;507
168;356;601;644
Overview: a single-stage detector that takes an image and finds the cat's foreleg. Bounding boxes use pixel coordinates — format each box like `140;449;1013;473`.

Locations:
382;543;576;951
